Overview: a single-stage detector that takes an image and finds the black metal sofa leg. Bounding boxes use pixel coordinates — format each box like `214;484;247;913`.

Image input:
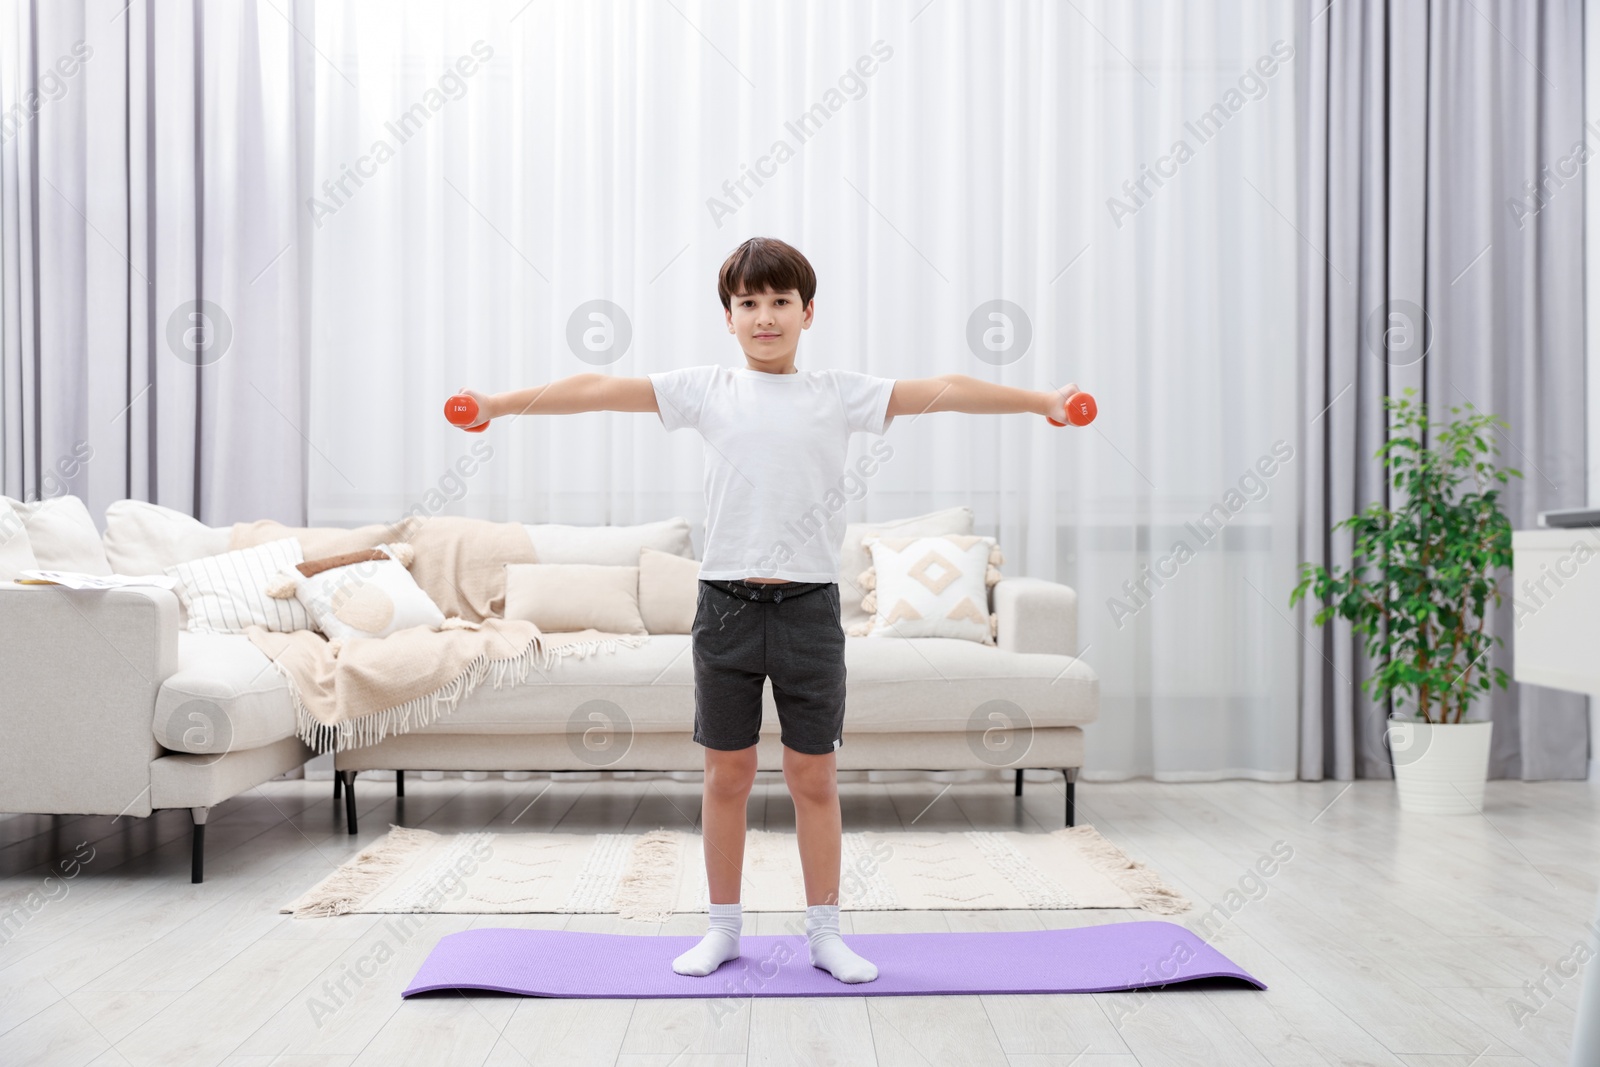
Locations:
191;806;208;883
396;769;404;797
1063;768;1078;827
1015;768;1024;796
333;772;343;800
342;770;358;835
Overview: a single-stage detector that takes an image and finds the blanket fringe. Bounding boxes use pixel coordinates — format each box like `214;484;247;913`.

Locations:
1059;824;1192;915
275;631;651;755
282;825;439;918
611;828;684;923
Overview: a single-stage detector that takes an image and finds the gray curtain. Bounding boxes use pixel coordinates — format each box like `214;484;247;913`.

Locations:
1296;0;1588;780
0;0;315;528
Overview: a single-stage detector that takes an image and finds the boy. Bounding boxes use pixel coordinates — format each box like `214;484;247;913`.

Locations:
460;236;1079;983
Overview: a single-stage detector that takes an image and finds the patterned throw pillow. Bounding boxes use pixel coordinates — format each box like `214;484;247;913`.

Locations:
165;537;312;634
838;506;974;630
266;542;444;649
847;534;1003;644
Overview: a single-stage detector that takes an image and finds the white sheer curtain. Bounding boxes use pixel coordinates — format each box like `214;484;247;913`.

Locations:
298;0;1300;781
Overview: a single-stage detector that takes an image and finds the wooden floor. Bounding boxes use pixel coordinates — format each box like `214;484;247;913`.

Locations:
0;772;1592;1066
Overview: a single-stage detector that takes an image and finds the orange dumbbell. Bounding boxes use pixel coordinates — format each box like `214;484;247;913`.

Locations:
444;394;489;432
1046;390;1097;427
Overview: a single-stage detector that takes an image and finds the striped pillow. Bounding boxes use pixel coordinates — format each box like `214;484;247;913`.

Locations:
165;537;313;634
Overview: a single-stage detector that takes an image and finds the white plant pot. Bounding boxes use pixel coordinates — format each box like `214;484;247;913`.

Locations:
1388;719;1493;815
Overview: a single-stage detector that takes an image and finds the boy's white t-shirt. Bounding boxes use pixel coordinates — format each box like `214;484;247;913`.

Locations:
648;364;897;582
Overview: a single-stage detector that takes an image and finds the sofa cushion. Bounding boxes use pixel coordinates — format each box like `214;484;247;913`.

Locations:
154;632;297;754
504;563;647;634
408;634;1097;735
638;546;699;633
839;506;973;630
523;517;693;564
103;499;231;576
2;495;111;575
0;497;39;580
835;637;1096;732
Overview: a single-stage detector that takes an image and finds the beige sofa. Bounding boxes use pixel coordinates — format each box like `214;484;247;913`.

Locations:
0;497;1098;880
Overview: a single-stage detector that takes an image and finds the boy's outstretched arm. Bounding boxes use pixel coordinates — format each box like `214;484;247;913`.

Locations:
460;374;659;422
888;374;1081;421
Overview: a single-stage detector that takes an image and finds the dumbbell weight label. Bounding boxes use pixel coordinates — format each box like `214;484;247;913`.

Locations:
445;395;489;432
1066;393;1096;426
1046;391;1097;428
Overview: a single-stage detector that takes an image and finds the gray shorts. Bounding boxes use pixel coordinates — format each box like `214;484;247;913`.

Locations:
691;579;846;755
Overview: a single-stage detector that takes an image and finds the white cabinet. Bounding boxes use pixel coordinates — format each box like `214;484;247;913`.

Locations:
1512;528;1600;695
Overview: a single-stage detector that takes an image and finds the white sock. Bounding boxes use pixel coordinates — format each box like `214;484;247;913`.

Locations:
806;903;878;984
672;901;743;976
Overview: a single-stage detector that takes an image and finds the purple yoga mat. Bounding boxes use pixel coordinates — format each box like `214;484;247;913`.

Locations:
402;920;1264;999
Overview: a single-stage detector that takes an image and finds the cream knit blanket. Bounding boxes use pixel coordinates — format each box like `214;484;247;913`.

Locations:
231;515;649;752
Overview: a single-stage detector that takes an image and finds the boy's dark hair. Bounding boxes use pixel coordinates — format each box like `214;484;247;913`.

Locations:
717;237;816;311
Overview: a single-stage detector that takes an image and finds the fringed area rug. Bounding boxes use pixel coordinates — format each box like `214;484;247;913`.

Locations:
282;825;1190;921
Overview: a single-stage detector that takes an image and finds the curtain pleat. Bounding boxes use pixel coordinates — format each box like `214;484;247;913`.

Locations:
0;0;309;528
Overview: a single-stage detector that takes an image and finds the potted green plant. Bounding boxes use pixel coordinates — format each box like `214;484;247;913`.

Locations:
1290;389;1521;814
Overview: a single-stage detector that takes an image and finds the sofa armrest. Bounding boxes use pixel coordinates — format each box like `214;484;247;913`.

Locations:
993;576;1078;657
0;584;179;817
